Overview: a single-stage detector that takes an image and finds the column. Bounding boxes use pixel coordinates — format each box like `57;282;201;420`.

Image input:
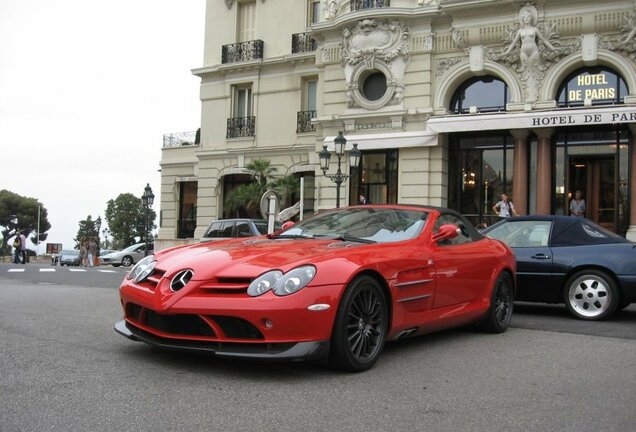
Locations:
534;128;554;215
511;129;529;216
627;125;636;242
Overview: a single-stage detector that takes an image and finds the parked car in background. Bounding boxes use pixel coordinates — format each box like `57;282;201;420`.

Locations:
100;243;152;267
200;218;271;243
116;205;515;372
98;249;116;257
59;250;80;266
482;215;636;320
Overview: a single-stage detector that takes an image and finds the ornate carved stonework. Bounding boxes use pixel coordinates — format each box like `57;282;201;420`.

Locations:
612;13;636;60
490;2;574;102
435;56;464;77
323;0;343;21
341;19;410;109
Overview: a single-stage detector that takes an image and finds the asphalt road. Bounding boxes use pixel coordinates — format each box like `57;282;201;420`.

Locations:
1;263;635;432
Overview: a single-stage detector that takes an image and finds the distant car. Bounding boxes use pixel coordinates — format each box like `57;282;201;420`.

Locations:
98;249;116;257
115;205;516;371
200;218;272;243
59;250;80;266
100;243;152;267
482;215;636;320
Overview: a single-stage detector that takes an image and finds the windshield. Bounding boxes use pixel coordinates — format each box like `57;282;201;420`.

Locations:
62;250;79;256
280;207;428;243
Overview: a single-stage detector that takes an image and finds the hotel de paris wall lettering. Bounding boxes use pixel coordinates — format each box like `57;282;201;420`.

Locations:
335;2;636;110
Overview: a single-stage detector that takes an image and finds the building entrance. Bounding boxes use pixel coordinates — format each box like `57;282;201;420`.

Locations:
568;156;615;231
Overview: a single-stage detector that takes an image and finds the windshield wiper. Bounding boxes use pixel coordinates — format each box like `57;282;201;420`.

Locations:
314;234;376;244
267;233;315;240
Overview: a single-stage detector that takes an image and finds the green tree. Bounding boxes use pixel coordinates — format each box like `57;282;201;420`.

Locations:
74;216;100;248
105;193;156;248
270;175;300;208
246;159;277;189
0;189;51;255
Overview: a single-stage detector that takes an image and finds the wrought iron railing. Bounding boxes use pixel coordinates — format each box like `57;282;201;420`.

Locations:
296;110;317;133
163;131;198;148
222;40;264;64
227;117;256;138
291;33;317;54
350;0;390;11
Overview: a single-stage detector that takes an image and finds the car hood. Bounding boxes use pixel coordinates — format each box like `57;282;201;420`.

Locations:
155;238;365;280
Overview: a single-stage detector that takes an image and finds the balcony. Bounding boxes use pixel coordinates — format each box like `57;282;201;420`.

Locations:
291;33;317;54
222;40;264;64
163;131;198;148
296;110;317;133
227;117;256;138
350;0;390;11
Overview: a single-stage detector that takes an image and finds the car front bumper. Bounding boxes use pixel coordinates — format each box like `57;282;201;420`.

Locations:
114;319;330;360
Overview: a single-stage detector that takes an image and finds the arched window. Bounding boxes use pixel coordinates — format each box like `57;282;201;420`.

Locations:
557;67;627;107
450;76;511;114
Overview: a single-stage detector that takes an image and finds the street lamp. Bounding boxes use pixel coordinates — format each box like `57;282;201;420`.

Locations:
319;131;361;208
95;216;102;240
141;183;155;256
102;228;110;249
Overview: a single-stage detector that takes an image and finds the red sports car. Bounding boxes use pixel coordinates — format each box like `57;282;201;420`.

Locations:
115;205;515;371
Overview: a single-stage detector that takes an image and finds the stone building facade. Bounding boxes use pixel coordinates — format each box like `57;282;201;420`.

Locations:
157;0;636;250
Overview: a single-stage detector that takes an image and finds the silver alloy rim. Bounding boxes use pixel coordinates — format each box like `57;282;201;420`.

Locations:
567;275;611;318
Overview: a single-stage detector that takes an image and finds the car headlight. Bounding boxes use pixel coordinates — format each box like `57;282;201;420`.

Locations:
127;255;156;283
247;265;316;297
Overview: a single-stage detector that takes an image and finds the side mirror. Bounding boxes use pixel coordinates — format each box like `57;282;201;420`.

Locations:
432;224;460;243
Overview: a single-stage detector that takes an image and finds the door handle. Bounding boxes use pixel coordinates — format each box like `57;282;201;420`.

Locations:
531;254;551;260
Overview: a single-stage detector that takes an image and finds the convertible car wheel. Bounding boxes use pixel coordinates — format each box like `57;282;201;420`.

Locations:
121;256;133;267
564;270;618;321
329;276;388;372
479;272;514;333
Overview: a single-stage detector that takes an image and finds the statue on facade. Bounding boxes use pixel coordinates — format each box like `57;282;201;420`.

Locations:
324;0;342;21
614;13;636;60
495;3;564;102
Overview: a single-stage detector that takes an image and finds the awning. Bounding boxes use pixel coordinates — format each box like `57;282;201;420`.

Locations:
322;130;438;150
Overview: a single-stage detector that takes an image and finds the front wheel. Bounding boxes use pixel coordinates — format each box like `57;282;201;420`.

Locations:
329;276;388;372
564;270;618;320
479;272;514;333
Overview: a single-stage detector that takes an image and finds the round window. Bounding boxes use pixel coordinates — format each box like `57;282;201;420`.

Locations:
361;71;387;101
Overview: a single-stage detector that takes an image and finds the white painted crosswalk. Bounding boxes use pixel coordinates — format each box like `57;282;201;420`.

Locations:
3;266;127;274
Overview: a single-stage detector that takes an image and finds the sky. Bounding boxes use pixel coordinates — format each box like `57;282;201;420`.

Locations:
0;0;206;251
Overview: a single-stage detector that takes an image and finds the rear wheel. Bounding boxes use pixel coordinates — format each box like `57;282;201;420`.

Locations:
479;272;514;333
121;256;133;267
564;270;618;320
329;276;388;372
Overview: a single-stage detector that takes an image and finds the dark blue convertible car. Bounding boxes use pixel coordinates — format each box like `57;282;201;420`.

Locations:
483;215;636;320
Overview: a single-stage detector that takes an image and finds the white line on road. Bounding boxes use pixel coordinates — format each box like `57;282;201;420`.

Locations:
97;269;117;273
68;268;87;272
8;268;25;272
39;268;56;272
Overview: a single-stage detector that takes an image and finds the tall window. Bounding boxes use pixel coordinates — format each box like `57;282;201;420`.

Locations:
298;77;317;133
177;181;197;239
309;0;321;25
448;134;514;228
450;76;510;114
304;78;317;112
238;1;256;42
233;85;253;118
350;150;398;205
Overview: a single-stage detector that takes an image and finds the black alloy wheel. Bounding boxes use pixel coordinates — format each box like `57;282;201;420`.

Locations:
479;272;514;333
329;275;388;372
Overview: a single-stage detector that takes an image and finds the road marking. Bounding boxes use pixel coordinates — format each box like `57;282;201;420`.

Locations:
97;269;117;273
39;268;56;272
8;268;25;272
68;268;87;272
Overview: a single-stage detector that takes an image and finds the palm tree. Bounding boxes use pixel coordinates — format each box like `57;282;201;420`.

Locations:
224;183;262;218
245;159;277;189
269;175;300;208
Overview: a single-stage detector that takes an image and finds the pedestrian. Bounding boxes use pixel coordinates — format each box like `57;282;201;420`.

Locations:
569;190;586;217
87;237;97;267
12;234;21;264
19;230;27;264
79;238;87;267
359;194;369;204
492;193;518;219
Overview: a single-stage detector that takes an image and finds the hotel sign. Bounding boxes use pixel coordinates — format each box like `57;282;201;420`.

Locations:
531;111;636;127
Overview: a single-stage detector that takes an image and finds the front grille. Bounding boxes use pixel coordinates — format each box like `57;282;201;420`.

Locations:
124;303;263;340
199;277;251;295
144;310;215;337
209;316;264;340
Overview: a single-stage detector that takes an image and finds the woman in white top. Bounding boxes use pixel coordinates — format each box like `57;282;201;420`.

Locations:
493;193;518;219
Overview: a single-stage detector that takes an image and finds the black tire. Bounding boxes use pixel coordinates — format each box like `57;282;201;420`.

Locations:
112;264;120;267
479;272;514;333
329;275;388;372
564;270;619;320
121;256;133;267
618;299;632;311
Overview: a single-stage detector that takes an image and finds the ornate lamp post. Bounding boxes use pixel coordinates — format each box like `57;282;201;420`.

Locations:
141;183;155;257
319;131;361;208
95;216;102;241
102;228;110;249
